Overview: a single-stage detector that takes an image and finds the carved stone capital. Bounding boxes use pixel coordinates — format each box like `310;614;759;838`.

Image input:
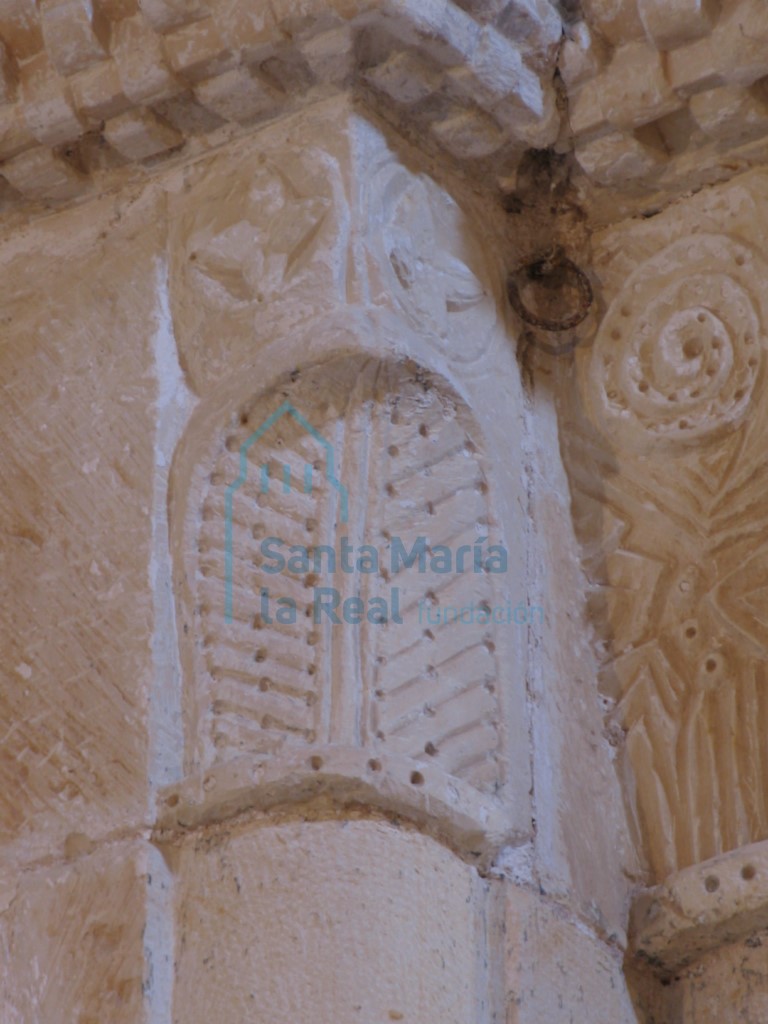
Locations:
157;102;534;865
560;170;768;882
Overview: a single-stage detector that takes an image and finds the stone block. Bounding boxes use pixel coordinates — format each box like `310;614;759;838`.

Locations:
299;24;356;85
570;76;609;136
0;194;160;858
172;820;488;1024
494;0;563;58
579;0;645;46
0;0;42;59
638;0;718;52
137;0;208;33
690;82;768;145
0;144;85;199
194;67;281;124
600;40;682;130
673;939;768;1021
39;0;108;76
452;23;547;119
666;35;727;97
715;0;768;88
20;50;84;146
162;15;235;85
365;50;444;106
632;839;768;971
0;102;34;159
575;126;666;185
504;886;639;1022
432;105;507;158
204;0;280;60
112;11;180;104
559;20;608;90
105;105;183;159
377;0;482;67
69;58;132;123
571;41;682;137
0;843;149;1022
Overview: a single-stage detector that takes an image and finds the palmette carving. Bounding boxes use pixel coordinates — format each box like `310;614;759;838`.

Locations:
192;357;506;798
567;218;768;880
162;123;533;858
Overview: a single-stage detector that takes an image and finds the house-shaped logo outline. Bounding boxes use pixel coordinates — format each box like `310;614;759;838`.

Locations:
224;400;349;622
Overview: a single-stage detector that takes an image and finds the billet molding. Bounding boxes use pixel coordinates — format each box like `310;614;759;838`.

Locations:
0;0;562;210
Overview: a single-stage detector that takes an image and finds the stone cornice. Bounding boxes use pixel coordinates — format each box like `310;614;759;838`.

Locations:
3;3;768;217
0;0;563;212
567;0;768;216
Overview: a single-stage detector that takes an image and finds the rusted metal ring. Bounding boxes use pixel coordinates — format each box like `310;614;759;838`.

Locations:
507;252;593;332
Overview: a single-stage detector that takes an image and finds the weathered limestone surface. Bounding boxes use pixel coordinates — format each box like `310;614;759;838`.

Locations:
0;0;563;212
161;99;535;865
504;885;639;1023
0;190;162;864
558;169;768;886
0;840;153;1023
170;816;642;1024
565;0;768;216
0;89;643;1023
171;819;491;1024
1;0;768;224
519;357;642;938
23;0;768;1014
627;833;768;1022
633;838;768;971
662;936;768;1023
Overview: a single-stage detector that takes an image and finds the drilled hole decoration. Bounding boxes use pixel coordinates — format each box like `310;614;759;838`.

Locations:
588;235;766;452
189;356;508;801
